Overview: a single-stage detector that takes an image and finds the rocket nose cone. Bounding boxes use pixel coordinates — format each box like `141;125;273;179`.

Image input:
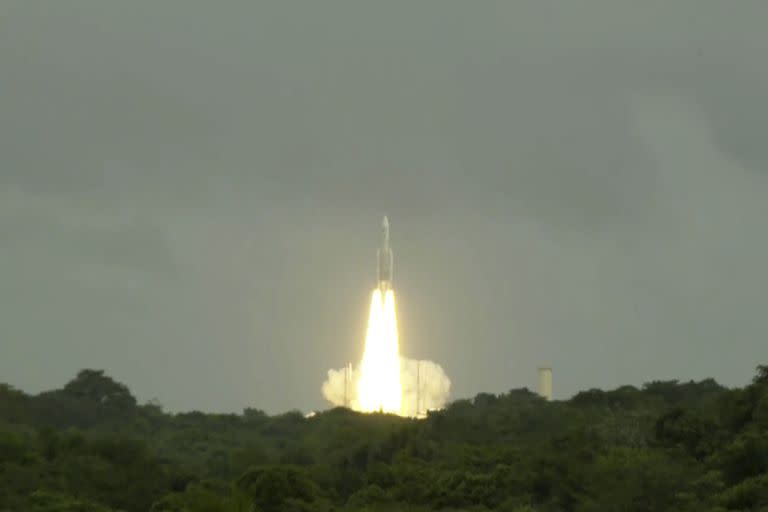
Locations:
382;216;389;229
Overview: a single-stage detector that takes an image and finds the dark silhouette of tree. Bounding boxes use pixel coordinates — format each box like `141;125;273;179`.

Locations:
754;364;768;385
62;369;137;409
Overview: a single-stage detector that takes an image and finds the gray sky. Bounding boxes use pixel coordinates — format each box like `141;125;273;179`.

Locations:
1;1;767;413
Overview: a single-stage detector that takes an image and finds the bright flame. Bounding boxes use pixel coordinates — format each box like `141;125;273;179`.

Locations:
321;288;451;417
356;289;402;414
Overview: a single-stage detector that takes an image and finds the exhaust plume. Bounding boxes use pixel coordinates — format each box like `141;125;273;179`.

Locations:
322;218;450;417
322;356;451;417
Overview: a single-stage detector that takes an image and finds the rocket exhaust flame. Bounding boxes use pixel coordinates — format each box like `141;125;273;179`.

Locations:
356;289;402;413
321;217;451;417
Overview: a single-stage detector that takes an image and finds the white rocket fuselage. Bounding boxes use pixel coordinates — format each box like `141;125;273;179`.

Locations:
377;216;393;292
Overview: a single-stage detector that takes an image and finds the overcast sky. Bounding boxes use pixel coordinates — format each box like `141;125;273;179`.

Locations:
1;1;767;413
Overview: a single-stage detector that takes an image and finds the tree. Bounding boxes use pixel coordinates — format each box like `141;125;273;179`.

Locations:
0;382;30;422
28;490;116;512
62;369;137;409
346;484;393;508
754;365;768;385
236;466;321;512
655;407;711;459
150;480;242;512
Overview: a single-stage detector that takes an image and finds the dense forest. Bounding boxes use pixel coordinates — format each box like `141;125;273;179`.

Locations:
1;366;767;511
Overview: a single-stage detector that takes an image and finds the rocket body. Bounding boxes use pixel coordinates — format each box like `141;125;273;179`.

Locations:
377;216;393;292
358;216;402;414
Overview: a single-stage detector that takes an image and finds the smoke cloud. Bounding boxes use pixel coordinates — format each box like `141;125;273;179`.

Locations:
322;358;451;417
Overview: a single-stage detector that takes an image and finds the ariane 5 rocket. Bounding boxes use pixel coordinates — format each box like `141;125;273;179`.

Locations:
377;216;393;292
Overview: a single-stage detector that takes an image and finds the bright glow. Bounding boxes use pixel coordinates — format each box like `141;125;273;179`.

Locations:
321;288;451;417
356;289;402;414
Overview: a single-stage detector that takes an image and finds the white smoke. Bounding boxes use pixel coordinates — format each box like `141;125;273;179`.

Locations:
399;358;451;417
321;365;354;408
322;358;451;417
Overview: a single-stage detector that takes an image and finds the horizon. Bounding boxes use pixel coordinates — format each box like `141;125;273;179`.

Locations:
1;366;748;416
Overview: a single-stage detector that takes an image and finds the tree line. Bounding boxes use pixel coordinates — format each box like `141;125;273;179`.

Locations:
1;366;767;511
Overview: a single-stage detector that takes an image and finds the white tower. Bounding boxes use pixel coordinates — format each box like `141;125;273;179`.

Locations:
537;367;552;401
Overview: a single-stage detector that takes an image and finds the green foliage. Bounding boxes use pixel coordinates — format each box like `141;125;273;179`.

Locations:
717;473;768;510
0;383;30;423
63;369;137;409
714;428;768;484
0;366;767;511
655;407;717;459
150;480;243;512
0;429;29;463
347;484;393;508
754;365;768;385
27;490;117;512
236;465;324;512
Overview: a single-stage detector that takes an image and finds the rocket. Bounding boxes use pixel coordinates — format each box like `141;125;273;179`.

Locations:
377;216;393;292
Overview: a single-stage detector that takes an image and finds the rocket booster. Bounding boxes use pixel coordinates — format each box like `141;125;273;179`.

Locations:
377;216;393;291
